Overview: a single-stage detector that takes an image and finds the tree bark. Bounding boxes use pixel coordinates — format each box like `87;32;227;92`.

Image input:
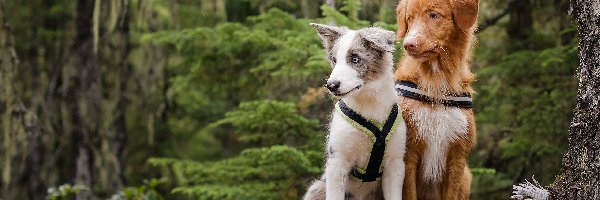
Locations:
101;0;130;192
548;0;600;199
0;0;46;199
70;0;98;199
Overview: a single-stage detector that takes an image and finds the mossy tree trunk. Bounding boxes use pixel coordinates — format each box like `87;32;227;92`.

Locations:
2;0;157;198
69;1;98;199
0;0;46;199
548;0;600;199
68;0;131;198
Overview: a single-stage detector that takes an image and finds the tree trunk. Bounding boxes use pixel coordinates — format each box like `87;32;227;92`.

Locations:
301;0;318;18
548;0;600;199
326;0;336;8
99;0;130;193
507;0;533;50
225;0;257;22
70;0;98;199
325;0;336;25
202;0;226;19
0;0;46;199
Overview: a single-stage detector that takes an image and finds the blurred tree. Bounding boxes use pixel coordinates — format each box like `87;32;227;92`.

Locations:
68;1;100;198
326;0;336;8
300;0;320;18
225;0;257;22
0;0;46;199
507;0;533;49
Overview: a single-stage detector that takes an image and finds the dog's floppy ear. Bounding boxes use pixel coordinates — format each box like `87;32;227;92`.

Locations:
359;27;396;53
310;23;346;51
452;0;479;31
396;0;408;39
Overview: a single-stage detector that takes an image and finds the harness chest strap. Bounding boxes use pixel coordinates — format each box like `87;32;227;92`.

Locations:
335;100;403;182
395;80;474;108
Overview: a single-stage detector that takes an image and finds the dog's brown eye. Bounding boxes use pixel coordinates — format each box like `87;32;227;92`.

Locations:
350;54;361;64
429;12;439;19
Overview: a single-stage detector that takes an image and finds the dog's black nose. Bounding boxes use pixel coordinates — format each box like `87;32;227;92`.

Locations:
326;80;341;92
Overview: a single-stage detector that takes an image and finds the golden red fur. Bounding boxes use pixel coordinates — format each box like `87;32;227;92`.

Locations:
395;0;479;199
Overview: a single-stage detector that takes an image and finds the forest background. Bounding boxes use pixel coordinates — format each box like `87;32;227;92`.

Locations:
0;0;578;199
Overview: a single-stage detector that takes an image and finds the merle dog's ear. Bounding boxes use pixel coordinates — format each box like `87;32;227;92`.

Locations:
359;27;396;53
310;23;346;50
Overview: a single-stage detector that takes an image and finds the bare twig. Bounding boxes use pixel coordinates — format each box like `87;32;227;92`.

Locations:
476;0;522;34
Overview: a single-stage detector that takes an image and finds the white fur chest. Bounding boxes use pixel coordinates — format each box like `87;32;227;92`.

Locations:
327;112;374;168
411;106;468;183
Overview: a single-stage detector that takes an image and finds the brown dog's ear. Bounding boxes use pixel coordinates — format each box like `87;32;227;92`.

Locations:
396;0;408;39
452;0;479;30
359;27;396;52
310;23;347;51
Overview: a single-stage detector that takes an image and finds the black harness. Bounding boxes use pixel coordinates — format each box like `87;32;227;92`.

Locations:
395;80;474;108
336;100;400;182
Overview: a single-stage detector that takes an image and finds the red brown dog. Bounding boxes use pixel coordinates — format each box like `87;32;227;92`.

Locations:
394;0;479;199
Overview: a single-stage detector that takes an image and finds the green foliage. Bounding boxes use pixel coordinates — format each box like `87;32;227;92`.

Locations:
471;37;578;199
340;0;362;20
471;167;497;175
471;172;514;198
178;5;223;28
109;179;165;200
150;146;320;200
138;5;406;198
148;99;324;199
320;2;396;31
211;100;321;146
46;180;164;200
46;184;89;200
139;8;334;163
142;8;330;116
320;5;370;29
249;0;298;11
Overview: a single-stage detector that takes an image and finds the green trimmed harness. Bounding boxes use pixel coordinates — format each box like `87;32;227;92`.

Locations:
334;100;402;182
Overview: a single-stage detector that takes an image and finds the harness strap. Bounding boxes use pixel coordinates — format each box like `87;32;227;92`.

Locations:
336;100;400;182
395;80;473;108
